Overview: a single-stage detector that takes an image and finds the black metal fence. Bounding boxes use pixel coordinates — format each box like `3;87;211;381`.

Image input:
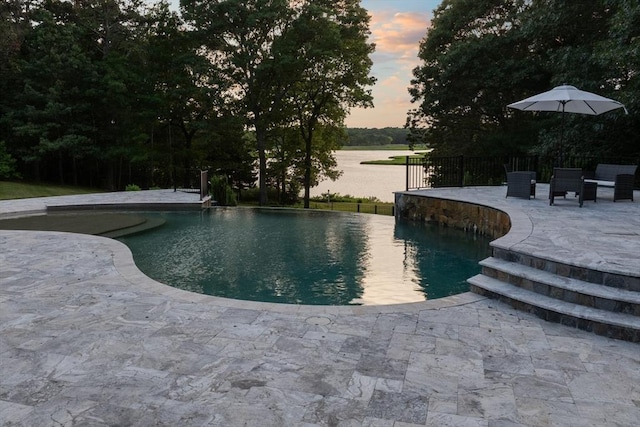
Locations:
307;201;395;216
405;156;430;190
405;155;640;190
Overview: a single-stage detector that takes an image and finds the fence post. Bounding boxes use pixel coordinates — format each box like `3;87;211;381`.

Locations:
458;156;464;187
405;156;410;191
200;170;208;201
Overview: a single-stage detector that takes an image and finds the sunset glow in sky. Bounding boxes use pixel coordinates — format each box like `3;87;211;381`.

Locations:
347;0;441;128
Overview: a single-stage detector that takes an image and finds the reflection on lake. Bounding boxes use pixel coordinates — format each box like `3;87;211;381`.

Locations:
310;150;418;203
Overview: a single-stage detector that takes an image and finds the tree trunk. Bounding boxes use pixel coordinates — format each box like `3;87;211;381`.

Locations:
32;161;41;183
57;152;65;185
72;157;78;186
303;134;312;208
256;121;268;206
303;122;315;209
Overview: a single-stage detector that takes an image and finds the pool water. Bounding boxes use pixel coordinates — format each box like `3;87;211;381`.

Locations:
118;208;491;305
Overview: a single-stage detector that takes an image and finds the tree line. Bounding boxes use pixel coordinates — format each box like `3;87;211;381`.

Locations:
407;0;640;162
343;128;409;147
0;0;375;206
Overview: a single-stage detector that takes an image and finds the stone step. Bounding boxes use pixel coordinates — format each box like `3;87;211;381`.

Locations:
480;257;640;316
468;274;640;342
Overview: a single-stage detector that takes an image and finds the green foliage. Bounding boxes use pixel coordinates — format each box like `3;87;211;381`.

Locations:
1;0;374;200
407;0;639;159
0;141;19;179
182;0;375;206
310;192;381;203
345;128;409;146
282;0;375;208
237;186;280;205
210;174;237;206
125;184;141;191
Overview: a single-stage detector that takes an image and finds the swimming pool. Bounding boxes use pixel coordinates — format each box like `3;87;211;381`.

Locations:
117;208;491;305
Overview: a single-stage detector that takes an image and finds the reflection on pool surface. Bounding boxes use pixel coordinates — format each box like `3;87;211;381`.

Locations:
118;208;491;305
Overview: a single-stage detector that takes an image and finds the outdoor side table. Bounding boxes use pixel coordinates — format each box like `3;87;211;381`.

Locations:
582;180;598;202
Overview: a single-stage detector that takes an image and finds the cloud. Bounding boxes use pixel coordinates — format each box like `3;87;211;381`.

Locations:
369;11;430;65
346;10;431;128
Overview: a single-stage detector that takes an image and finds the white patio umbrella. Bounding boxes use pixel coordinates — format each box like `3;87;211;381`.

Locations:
507;84;627;166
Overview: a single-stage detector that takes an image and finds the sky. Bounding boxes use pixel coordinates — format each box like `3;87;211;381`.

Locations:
348;1;441;128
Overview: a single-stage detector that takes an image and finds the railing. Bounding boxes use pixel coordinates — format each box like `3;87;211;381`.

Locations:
200;170;209;201
405;156;430;190
405;155;640;190
172;167;210;196
307;201;395;216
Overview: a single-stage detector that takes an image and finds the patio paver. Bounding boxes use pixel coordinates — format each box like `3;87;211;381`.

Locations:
1;187;639;426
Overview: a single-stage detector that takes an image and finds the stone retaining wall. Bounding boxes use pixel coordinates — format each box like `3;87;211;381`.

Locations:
394;192;510;239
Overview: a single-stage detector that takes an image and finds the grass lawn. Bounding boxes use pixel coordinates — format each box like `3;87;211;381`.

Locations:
304;201;394;216
0;181;100;200
360;154;426;166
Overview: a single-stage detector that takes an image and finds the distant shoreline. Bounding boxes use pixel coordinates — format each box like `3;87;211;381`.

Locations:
340;144;428;151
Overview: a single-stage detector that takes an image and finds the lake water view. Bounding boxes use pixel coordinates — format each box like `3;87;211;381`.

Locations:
309;150;418;203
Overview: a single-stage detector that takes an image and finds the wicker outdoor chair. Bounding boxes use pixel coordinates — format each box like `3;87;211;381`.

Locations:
504;164;536;199
549;168;588;207
506;171;536;199
584;164;637;202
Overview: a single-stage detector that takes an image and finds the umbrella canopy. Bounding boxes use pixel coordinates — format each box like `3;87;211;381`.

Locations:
507;85;627;166
508;84;627;115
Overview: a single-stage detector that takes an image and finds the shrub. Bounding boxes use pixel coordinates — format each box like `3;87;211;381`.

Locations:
0;141;20;180
210;175;237;206
310;192;380;203
125;184;141;191
238;186;298;205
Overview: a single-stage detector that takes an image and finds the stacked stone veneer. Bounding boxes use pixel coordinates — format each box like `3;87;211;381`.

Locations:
394;192;510;239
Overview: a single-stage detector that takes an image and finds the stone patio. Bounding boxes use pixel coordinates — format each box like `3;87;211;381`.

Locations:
1;188;639;426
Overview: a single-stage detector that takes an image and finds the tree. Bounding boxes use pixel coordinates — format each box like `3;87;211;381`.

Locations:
518;0;621;159
344;128;409;146
142;1;233;188
72;0;154;189
266;124;305;204
283;0;375;208
8;2;97;185
182;0;297;205
407;0;638;160
0;0;28;148
407;0;537;156
591;0;640;158
182;0;375;206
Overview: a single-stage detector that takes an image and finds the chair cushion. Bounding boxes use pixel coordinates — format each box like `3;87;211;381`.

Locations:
584;179;614;187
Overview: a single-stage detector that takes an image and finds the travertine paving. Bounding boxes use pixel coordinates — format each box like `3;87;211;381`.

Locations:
1;188;639;426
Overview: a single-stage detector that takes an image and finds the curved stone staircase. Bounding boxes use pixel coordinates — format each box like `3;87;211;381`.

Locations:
468;248;640;342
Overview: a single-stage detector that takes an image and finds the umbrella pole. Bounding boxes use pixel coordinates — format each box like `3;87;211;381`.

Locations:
559;103;566;168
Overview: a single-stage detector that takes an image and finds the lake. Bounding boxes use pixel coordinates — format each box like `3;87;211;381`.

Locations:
309;150;417;203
